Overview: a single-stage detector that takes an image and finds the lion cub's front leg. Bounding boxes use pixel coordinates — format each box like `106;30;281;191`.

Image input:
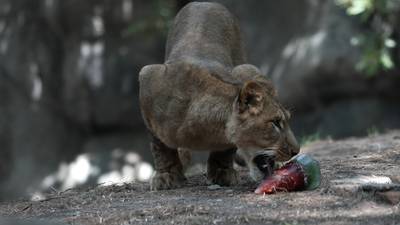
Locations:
207;148;239;186
150;135;186;190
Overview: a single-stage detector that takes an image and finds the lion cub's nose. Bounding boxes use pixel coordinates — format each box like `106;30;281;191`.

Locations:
291;146;300;157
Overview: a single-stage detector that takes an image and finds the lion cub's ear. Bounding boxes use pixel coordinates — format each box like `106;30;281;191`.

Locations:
237;81;265;115
232;64;264;82
139;64;166;84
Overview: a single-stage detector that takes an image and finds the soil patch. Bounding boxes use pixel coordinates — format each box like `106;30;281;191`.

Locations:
1;132;400;225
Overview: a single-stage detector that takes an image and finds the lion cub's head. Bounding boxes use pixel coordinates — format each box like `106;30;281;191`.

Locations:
226;71;299;181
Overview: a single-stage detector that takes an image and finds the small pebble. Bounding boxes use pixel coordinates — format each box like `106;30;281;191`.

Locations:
207;184;222;190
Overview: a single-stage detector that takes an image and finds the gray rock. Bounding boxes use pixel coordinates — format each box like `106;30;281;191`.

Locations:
207;184;222;190
0;0;164;199
214;0;400;138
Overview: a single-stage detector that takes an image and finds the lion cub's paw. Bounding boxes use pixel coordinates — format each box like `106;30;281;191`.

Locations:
150;171;186;191
207;168;239;186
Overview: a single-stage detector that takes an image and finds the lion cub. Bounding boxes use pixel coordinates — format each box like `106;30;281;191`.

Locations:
139;2;299;190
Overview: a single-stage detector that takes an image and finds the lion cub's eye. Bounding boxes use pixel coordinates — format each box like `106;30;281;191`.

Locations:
272;119;282;131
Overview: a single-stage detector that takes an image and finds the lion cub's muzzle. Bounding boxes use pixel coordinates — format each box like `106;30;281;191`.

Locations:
277;128;300;161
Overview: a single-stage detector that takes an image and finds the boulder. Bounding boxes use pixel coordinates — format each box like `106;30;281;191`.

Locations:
0;0;167;199
215;0;400;137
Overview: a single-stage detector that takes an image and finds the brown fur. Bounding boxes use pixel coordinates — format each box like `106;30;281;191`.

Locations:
139;2;299;190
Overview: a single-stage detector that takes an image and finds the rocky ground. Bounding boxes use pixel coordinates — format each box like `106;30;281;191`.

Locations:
1;131;400;225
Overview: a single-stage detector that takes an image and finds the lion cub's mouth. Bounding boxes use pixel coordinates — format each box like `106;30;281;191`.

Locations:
253;154;275;178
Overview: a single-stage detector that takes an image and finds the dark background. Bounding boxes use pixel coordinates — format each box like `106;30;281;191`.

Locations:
0;0;399;200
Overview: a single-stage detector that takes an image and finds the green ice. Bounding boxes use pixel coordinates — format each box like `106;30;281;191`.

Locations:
290;154;321;190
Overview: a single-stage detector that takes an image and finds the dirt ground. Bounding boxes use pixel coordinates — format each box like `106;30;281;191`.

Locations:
1;131;400;225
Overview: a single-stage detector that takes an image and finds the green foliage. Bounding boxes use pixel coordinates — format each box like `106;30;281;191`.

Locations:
300;132;321;147
123;0;175;37
367;125;380;136
336;0;400;76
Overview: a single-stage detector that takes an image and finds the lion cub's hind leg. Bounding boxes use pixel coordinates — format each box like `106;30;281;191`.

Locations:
150;134;186;190
207;148;239;186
